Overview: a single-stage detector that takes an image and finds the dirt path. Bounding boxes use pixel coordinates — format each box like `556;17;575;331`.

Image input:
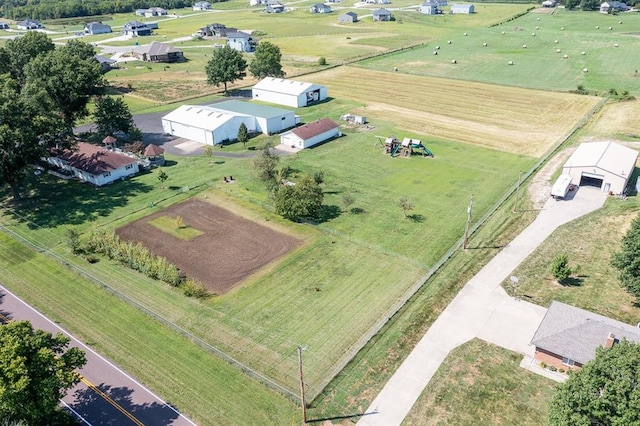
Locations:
527;147;576;209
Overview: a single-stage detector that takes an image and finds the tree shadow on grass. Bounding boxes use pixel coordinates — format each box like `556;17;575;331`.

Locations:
350;207;366;215
407;213;425;223
315;205;342;223
558;276;584;287
4;173;154;228
70;383;180;425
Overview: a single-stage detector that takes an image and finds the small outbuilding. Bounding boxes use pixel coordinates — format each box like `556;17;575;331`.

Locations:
84;22;112;35
310;3;332;13
252;78;327;108
562;141;638;194
193;1;212;10
0;22;10;29
93;55;118;72
420;1;439;14
143;144;166;166
372;8;392;21
450;3;474;13
542;0;556;7
48;142;139;186
133;41;184;63
338;12;358;22
280;118;340;150
17;19;42;30
226;31;256;52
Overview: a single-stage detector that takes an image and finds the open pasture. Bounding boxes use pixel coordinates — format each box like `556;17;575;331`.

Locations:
310;66;600;156
116;198;300;294
357;10;640;94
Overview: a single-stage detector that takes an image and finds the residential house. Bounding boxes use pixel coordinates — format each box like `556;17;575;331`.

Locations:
196;27;212;37
531;301;640;371
310;3;332;13
133;41;184;63
266;4;285;12
0;22;9;29
193;1;212;10
84;22;112;35
420;1;439;14
48;142;139;186
435;0;447;5
280;118;340;150
542;0;556;7
372;8;392;21
338;12;358;22
123;21;153;36
17;19;42;30
226;31;255;52
600;1;628;13
450;3;474;13
93;55;118;72
378;0;391;4
327;0;342;3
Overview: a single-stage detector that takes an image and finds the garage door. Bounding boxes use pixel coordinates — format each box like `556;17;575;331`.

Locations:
169;122;206;144
580;172;604;188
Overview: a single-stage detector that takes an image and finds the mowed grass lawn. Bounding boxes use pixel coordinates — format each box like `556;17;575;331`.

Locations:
359;10;640;94
504;196;640;325
403;339;556;425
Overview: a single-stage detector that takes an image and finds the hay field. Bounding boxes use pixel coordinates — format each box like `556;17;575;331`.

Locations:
312;66;600;157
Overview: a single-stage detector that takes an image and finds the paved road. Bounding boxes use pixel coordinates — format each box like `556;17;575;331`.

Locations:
358;187;608;426
0;285;196;426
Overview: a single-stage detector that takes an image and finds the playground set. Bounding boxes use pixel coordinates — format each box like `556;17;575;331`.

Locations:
379;136;434;158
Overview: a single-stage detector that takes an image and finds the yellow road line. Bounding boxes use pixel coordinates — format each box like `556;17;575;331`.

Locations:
0;313;144;425
79;376;145;426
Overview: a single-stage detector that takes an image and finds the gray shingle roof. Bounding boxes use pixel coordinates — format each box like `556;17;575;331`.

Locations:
133;41;182;56
531;301;640;365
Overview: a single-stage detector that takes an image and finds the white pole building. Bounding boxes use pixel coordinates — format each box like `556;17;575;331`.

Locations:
562;141;638;194
252;78;328;108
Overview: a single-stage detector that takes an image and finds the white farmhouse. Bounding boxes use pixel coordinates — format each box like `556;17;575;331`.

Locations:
252;78;327;108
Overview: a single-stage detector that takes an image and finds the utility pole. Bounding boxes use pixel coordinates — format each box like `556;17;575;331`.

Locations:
298;346;307;424
463;194;474;250
513;171;522;213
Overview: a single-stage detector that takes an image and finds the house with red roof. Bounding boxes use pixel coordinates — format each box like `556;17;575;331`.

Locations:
279;118;340;150
48;142;139;186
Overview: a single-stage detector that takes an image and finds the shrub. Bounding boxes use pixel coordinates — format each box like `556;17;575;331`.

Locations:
540;361;547;369
549;365;558;372
551;253;572;282
182;278;211;299
318;56;327;66
66;228;82;254
85;254;99;264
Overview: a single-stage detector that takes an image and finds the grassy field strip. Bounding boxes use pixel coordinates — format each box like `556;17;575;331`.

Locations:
0;233;299;425
310;66;600;156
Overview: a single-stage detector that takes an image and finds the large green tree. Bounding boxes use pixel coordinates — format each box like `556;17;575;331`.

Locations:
548;340;640;425
275;173;324;221
23;41;105;134
612;215;640;300
205;45;247;94
0;31;54;87
249;41;285;80
93;96;136;138
0;321;86;424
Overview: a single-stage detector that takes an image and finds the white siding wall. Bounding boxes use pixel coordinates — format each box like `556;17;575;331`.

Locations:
252;89;301;107
162;119;213;145
259;113;296;134
302;128;340;148
562;166;628;194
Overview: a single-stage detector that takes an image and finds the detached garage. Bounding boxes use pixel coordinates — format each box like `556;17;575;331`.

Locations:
252;78;327;108
280;118;340;150
562;141;638;194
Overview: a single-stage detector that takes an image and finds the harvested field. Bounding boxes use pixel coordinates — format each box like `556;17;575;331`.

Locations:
117;198;300;294
312;67;600;157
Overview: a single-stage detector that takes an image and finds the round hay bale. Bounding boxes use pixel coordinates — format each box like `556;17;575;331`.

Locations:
554;40;559;44
536;26;539;30
556;48;561;53
614;43;619;47
619;21;623;24
508;60;514;65
583;68;588;73
501;31;505;35
451;59;457;64
609;26;613;30
482;42;487;46
433;51;438;55
563;54;568;59
595;25;599;29
537;17;540;21
447;40;452;44
532;32;536;36
581;51;586;55
435;45;440;50
463;32;468;36
522;44;527;48
393;66;398;71
561;27;565;30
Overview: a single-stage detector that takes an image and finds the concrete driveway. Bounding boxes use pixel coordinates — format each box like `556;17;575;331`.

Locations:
358;186;608;426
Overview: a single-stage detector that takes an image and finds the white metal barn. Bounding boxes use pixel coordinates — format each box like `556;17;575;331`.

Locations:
562;141;638;194
280;118;340;150
252;78;328;108
209;100;298;135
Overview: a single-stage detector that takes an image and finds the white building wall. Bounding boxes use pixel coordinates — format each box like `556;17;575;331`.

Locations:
562;166;627;194
252;89;301;107
162;119;213;145
302;128;340;148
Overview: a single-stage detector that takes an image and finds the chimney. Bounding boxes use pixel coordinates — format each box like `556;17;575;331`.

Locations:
604;333;616;349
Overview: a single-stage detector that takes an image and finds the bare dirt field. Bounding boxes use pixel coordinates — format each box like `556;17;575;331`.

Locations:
116;198;301;294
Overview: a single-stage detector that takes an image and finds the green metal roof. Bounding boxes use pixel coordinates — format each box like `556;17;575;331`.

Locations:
210;100;293;119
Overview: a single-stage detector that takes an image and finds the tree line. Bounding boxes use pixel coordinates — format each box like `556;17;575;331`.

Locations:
0;0;197;21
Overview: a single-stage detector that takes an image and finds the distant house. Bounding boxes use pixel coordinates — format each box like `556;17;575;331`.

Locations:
372;8;392;21
378;0;391;4
450;3;474;13
249;0;263;5
48;142;139;186
0;22;9;29
226;31;255;52
327;0;342;3
338;11;358;22
93;54;118;72
206;23;236;37
133;41;184;63
280;118;340;150
266;4;285;12
147;7;167;17
123;21;152;36
84;22;112;35
17;19;42;30
193;1;212;10
196;27;212;37
310;3;332;13
420;1;439;14
542;0;556;7
435;0;447;5
135;9;148;16
600;1;628;13
531;301;640;371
